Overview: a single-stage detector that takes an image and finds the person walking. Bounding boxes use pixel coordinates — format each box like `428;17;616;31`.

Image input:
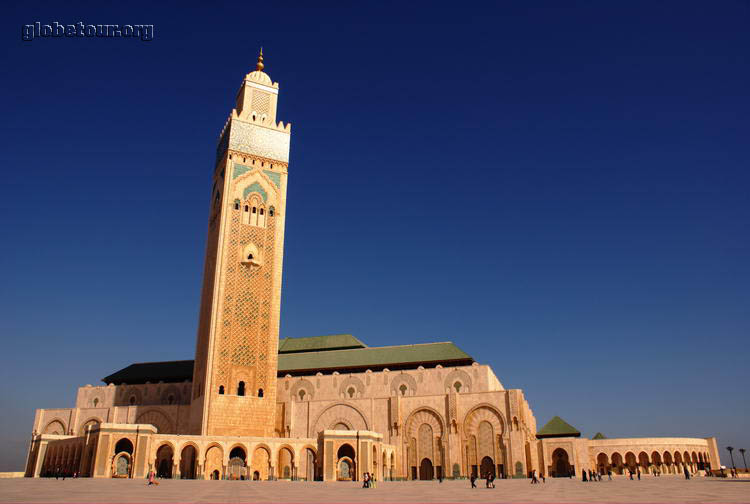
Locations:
684;466;690;480
470;473;477;488
637;468;641;481
582;469;587;482
541;471;546;483
607;469;612;480
530;469;538;484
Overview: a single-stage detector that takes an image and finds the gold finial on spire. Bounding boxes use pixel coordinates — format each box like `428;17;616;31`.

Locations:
256;47;264;71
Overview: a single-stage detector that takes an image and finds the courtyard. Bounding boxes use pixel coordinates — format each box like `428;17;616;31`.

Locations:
0;477;748;503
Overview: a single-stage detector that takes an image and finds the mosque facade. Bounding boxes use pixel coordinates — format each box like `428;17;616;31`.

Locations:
23;54;721;481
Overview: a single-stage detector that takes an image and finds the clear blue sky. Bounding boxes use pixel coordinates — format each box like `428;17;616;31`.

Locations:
1;1;748;471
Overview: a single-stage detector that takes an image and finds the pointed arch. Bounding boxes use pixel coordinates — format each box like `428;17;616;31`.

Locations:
462;403;506;438
43;419;67;435
310;402;369;437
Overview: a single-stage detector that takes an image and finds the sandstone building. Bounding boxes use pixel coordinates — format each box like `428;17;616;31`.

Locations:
24;53;721;481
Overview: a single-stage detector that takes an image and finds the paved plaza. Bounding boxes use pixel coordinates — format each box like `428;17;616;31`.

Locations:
0;477;748;503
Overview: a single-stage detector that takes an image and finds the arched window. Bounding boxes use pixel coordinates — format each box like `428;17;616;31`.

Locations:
298;390;305;401
258;388;264;398
244;205;249;212
238;381;245;396
219;385;225;395
454;381;462;393
399;384;407;396
129;396;136;406
234;202;239;210
93;398;99;407
252;207;257;214
258;206;266;227
347;387;355;398
269;207;275;217
167;395;175;405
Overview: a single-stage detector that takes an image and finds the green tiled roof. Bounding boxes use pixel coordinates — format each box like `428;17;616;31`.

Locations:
592;432;607;440
537;416;581;439
102;337;474;384
278;334;367;354
278;342;472;375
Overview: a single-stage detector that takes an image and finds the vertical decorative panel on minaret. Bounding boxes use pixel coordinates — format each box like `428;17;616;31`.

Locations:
190;50;291;436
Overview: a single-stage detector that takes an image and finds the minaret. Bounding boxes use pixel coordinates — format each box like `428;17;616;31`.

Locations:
190;50;291;436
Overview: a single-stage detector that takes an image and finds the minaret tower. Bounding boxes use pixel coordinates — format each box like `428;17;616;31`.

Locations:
190;50;291;436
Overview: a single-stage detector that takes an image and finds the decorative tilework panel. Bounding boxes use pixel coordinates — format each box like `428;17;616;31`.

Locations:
243;182;268;202
263;170;281;188
233;164;251;180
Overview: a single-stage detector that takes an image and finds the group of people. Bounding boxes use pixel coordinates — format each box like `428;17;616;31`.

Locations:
361;472;375;488
469;472;496;488
583;469;608;482
529;469;546;483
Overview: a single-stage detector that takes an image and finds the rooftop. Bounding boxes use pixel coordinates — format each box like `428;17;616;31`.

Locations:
102;336;474;384
278;334;367;354
536;416;581;439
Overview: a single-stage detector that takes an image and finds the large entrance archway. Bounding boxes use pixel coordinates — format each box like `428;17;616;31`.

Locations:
180;445;197;479
155;444;174;478
112;438;133;478
625;452;637;471
204;445;223;481
278;447;294;480
228;447;247;480
480;456;495;478
597;453;609;474
639;452;650;474
300;447;316;481
419;458;434;480
551;448;571;477
337;444;355;481
251;446;270;481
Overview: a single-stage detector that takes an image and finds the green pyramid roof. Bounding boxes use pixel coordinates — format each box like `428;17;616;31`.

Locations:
536;416;581;439
592;432;607;440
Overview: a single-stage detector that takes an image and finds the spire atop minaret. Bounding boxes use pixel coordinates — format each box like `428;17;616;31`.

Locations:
256;47;264;71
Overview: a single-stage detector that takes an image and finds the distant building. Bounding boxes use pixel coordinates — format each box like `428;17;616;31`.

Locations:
24;52;720;481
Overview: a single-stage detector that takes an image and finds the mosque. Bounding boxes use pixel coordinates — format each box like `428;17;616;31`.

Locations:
23;52;720;481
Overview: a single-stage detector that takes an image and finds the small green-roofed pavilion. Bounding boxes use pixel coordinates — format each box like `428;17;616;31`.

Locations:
536;416;581;439
592;432;607;440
